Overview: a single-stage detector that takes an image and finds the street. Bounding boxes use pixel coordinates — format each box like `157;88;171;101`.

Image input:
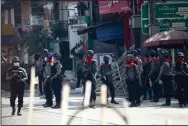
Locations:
2;91;188;125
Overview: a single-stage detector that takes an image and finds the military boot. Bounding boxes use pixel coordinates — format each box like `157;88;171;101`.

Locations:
17;107;22;116
11;107;16;115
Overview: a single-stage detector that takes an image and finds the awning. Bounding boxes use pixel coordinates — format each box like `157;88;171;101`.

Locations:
1;35;24;46
96;22;124;42
77;21;124;42
143;30;188;49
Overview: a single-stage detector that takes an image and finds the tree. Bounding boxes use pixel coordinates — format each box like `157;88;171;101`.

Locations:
23;21;61;55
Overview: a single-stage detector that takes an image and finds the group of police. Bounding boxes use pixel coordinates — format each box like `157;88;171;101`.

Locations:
6;48;188;116
125;49;188;107
35;49;63;109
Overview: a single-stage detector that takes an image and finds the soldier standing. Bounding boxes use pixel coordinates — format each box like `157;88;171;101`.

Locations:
142;55;152;100
155;51;172;106
50;53;62;109
125;54;142;107
6;56;28;116
174;52;188;107
99;56;119;104
83;50;97;108
148;50;160;102
43;53;53;107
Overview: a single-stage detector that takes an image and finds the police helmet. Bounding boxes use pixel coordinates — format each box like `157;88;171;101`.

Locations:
103;55;109;62
12;56;20;63
53;53;61;60
132;50;138;57
44;49;49;55
86;50;94;56
136;49;140;55
163;51;169;57
177;52;184;57
149;50;157;57
126;54;133;60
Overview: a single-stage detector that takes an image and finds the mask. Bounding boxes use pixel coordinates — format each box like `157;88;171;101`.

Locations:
14;62;19;67
177;57;184;63
44;57;47;61
126;60;132;65
86;55;93;65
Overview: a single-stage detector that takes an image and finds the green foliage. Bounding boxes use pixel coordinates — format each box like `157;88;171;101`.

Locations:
23;27;50;55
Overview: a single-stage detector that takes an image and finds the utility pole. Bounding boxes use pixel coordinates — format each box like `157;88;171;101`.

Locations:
148;0;160;36
89;1;93;25
148;0;159;36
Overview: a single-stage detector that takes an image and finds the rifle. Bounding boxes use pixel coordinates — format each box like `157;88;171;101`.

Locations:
11;69;28;87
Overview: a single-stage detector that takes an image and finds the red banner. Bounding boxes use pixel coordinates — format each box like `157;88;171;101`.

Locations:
99;1;131;15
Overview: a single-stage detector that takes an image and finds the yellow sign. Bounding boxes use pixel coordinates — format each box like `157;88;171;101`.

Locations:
1;24;14;35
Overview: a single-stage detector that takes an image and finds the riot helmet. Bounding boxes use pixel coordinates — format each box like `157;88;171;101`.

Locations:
86;50;94;57
103;55;109;64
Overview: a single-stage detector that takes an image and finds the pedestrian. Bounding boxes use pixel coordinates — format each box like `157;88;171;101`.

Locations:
155;51;172;106
6;56;28;116
43;53;53;107
99;55;119;104
50;53;62;109
148;50;160;102
174;52;188;107
125;54;142;107
75;52;84;88
83;50;97;108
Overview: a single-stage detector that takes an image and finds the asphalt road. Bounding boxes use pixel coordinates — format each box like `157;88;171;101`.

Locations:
1;91;188;125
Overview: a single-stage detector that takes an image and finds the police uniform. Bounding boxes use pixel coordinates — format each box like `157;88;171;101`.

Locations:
83;50;97;108
50;53;62;108
156;52;172;106
125;54;142;107
142;56;152;100
99;56;118;104
6;57;28;116
174;52;188;107
43;54;53;107
148;50;160;102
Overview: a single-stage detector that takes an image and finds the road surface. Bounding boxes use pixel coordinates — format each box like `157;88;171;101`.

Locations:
2;91;188;125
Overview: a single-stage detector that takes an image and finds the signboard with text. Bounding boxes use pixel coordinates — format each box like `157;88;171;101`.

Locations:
68;24;88;58
99;0;130;15
141;2;188;34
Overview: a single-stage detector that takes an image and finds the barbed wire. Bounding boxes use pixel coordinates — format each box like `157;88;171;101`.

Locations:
66;104;129;125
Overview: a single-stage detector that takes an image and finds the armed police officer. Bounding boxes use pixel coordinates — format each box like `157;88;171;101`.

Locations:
43;53;53;107
50;53;62;109
125;54;142;107
155;51;172;106
174;52;188;107
148;50;160;102
83;50;97;108
6;56;28;116
99;56;119;104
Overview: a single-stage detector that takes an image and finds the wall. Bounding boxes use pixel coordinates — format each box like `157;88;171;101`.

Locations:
21;0;32;26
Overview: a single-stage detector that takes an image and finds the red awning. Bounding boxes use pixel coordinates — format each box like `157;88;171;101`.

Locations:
143;30;188;49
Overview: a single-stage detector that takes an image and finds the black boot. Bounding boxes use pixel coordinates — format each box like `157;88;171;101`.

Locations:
11;107;16;115
17;108;22;116
111;100;119;104
51;104;60;109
